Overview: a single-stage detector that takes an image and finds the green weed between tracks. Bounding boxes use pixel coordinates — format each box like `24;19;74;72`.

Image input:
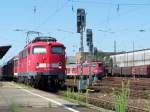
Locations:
112;81;130;112
62;87;89;105
10;103;21;112
145;101;150;112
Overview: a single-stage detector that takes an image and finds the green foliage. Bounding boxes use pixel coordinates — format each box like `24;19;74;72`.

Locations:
93;48;113;67
9;103;21;112
63;87;89;104
147;105;150;112
93;51;105;61
145;101;150;112
112;81;130;112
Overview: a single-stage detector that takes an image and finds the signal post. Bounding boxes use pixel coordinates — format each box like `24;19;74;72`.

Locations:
77;8;86;91
86;29;93;85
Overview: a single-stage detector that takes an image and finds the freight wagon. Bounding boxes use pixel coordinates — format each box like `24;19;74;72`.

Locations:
132;65;150;77
106;65;150;77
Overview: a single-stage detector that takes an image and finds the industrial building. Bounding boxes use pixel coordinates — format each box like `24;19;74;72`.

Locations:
110;49;150;67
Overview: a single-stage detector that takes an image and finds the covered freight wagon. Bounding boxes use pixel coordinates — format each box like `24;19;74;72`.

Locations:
112;67;122;76
121;67;132;76
132;65;150;77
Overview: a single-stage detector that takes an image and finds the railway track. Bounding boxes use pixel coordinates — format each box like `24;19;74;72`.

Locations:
65;77;150;111
71;93;148;112
89;97;147;112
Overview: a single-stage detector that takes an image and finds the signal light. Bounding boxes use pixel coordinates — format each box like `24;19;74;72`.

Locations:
77;8;86;33
86;29;93;46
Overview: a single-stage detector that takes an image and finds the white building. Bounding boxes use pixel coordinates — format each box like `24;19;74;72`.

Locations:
110;49;150;67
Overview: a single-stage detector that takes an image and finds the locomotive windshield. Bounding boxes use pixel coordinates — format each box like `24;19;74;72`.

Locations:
51;46;64;54
32;46;46;54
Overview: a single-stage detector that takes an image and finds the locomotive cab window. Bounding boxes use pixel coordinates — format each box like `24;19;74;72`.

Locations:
32;46;46;54
51;46;64;54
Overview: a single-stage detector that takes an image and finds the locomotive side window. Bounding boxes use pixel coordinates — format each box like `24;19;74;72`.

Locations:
51;46;64;54
32;46;46;54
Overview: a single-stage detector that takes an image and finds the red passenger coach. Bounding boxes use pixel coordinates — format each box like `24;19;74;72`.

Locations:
15;37;66;89
66;61;104;80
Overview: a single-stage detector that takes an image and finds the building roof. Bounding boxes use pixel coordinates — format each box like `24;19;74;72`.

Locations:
110;48;150;56
0;45;11;59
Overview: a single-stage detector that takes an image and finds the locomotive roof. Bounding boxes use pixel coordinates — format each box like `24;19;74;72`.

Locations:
31;36;57;43
0;45;11;59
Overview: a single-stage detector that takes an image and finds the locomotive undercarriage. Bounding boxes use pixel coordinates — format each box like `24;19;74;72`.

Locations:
17;72;65;91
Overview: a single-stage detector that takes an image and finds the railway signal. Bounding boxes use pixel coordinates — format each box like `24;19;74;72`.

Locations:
86;29;94;84
77;8;86;33
86;29;93;53
77;8;86;53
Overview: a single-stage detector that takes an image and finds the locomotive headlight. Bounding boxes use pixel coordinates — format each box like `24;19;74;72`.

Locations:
58;62;62;69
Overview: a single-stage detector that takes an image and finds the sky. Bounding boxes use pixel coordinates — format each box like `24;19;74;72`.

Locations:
0;0;150;64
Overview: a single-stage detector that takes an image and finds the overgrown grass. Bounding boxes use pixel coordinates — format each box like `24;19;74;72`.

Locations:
62;87;89;105
147;104;150;112
112;81;130;112
145;101;150;112
9;103;21;112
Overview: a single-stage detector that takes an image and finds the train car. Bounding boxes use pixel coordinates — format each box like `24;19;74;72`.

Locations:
105;65;150;77
121;67;132;77
66;61;104;80
105;67;113;76
13;56;19;81
132;65;150;77
66;64;78;77
0;66;2;80
111;67;122;76
15;36;66;89
106;67;131;77
1;58;14;81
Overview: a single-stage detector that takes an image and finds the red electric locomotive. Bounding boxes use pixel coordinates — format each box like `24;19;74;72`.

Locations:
66;61;104;80
14;36;66;89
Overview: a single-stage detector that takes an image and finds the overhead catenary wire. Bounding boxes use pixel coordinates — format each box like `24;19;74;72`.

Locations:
72;0;150;6
36;0;71;30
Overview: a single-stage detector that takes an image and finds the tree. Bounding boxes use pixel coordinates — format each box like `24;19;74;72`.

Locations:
93;47;105;61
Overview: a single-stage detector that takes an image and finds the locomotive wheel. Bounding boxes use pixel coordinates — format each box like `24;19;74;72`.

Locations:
38;76;48;90
58;80;65;89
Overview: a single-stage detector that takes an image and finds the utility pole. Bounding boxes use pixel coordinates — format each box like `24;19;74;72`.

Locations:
132;41;135;79
114;40;116;67
77;8;86;91
144;49;145;65
133;41;135;66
